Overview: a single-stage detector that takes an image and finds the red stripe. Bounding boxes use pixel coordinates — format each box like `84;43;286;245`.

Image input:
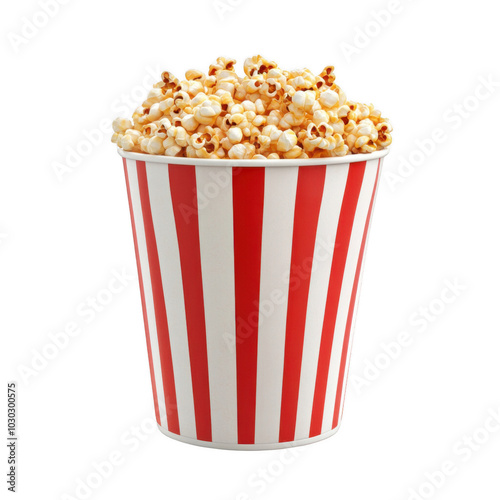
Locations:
168;164;212;442
332;161;381;429
279;165;327;443
232;167;265;444
309;161;366;437
136;160;180;434
123;159;161;425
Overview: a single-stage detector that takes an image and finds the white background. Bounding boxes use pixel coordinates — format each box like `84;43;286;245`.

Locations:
2;0;500;499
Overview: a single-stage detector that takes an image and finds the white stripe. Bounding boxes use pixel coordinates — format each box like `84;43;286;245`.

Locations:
254;166;298;444
336;159;382;423
196;165;238;443
125;159;167;427
145;162;197;439
293;164;350;440
321;159;380;433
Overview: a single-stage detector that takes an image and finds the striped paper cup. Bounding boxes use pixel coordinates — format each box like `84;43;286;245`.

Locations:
119;147;389;450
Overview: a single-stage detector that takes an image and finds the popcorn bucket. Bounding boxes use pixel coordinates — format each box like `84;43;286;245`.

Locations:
119;148;389;450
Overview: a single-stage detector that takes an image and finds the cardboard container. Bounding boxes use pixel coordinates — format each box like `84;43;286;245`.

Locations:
119;148;388;449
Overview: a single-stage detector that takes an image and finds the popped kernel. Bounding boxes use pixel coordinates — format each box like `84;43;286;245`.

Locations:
227;127;243;144
168;126;189;147
277;129;298;152
112;118;133;134
228;143;247;159
120;134;136;151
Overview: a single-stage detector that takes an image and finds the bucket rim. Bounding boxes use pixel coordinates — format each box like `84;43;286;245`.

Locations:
118;147;390;167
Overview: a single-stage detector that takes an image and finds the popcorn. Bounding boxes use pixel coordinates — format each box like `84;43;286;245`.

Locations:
255;134;271;154
209;57;236;76
277;130;298;152
173;91;191;109
183;80;204;97
266;110;282;127
142;123;159;136
244;55;277;78
194;96;222;125
163;137;183;157
376;122;393;148
112;118;133;134
168;126;189;147
228;127;243;144
147;136;165;155
320;66;337;89
228;143;248;159
112;56;392;159
261;78;281;98
283;145;303;159
344;118;379;154
180;113;198;132
245;77;265;94
280;112;304;129
161;71;179;92
146;103;162;122
155;118;172;138
319;89;339;109
143;88;164;108
185;69;205;81
292;91;316;114
120;134;136;151
262;124;282;144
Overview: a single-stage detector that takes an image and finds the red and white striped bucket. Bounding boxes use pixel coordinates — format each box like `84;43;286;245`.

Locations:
119;148;388;450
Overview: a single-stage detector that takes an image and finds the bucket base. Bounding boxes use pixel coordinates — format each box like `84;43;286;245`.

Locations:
157;424;340;450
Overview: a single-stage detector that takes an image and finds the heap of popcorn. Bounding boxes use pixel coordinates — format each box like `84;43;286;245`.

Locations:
112;56;392;160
